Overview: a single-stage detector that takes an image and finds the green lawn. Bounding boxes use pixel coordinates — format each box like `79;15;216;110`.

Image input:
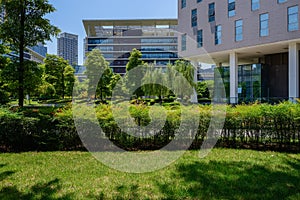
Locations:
1;149;300;199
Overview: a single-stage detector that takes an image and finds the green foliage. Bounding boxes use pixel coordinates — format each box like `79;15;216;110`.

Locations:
0;0;60;106
84;48;112;100
142;64;169;101
63;65;75;97
125;48;145;98
1;59;43;98
1;102;300;152
197;81;210;98
125;48;144;71
0;0;60;50
43;54;75;99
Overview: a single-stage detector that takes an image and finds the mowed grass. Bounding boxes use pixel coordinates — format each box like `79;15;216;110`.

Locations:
1;149;300;200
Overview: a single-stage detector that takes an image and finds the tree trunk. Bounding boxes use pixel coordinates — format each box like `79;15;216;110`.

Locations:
18;0;25;107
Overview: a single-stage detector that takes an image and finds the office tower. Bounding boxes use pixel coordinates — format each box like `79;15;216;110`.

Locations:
57;32;78;65
83;19;178;75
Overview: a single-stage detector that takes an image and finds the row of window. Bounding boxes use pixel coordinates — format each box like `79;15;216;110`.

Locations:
191;1;296;27
183;5;298;50
88;45;177;52
87;38;177;45
185;0;289;22
182;0;288;10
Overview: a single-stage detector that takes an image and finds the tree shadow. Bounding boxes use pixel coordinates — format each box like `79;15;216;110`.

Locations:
156;158;300;199
0;178;74;200
0;163;15;182
94;184;139;200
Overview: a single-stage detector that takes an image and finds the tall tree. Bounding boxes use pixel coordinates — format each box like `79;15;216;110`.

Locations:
125;48;145;98
64;65;75;97
84;48;112;101
43;54;72;99
0;0;60;107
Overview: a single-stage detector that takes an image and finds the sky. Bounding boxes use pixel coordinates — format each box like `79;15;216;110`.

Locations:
46;0;178;65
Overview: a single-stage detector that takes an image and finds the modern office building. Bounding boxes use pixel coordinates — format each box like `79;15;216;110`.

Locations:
29;42;47;57
83;19;179;75
57;32;78;66
178;0;300;103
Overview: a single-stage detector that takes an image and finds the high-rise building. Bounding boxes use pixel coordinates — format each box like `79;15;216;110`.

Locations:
57;32;78;65
83;19;178;75
177;0;300;103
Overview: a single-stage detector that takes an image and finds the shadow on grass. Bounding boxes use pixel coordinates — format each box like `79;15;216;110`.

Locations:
0;178;73;200
0;163;15;182
157;157;300;200
95;184;139;200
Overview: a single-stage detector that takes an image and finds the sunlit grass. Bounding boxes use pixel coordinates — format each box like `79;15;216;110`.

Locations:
0;149;300;199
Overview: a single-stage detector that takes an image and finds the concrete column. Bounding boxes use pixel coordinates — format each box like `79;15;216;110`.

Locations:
191;61;198;103
289;43;299;101
230;52;238;104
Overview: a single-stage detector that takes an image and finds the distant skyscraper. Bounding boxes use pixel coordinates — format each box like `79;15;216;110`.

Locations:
57;32;78;65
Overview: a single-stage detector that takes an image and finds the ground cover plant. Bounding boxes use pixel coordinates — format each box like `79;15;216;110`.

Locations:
0;149;300;199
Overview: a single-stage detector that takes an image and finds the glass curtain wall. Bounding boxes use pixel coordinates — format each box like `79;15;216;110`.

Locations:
214;64;263;103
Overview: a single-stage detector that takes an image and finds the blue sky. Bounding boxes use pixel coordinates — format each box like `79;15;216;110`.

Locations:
46;0;178;65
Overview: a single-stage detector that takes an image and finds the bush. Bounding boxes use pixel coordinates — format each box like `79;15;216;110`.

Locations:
1;102;300;152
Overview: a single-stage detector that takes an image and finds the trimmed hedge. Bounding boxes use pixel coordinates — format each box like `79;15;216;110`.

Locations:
1;102;300;152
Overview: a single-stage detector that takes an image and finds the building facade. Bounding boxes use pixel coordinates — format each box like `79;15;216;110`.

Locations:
57;32;78;66
29;42;47;57
178;0;300;103
83;19;179;75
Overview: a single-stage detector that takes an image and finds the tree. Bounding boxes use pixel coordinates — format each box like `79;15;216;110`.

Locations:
197;81;210;99
125;48;145;98
1;58;43;101
172;60;196;100
0;44;11;104
43;54;73;99
142;64;168;102
64;65;75;97
0;0;60;107
84;48;112;101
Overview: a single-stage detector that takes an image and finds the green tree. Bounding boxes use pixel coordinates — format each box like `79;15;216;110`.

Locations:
1;59;43;101
125;48;145;98
197;81;210;99
64;65;75;97
0;44;11;104
172;60;196;100
0;0;60;107
142;64;168;102
84;48;112;101
43;54;72;99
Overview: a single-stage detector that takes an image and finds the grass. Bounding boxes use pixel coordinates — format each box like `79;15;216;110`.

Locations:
0;149;300;199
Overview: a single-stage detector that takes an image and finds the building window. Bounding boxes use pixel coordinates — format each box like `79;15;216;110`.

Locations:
197;30;203;48
215;25;222;45
251;0;260;11
197;0;202;3
182;34;187;51
260;13;269;36
208;3;215;22
235;19;243;41
191;9;198;27
181;0;186;8
288;5;299;31
278;0;287;3
228;0;235;17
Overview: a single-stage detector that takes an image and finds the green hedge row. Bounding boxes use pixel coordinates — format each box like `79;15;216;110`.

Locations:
1;102;300;152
